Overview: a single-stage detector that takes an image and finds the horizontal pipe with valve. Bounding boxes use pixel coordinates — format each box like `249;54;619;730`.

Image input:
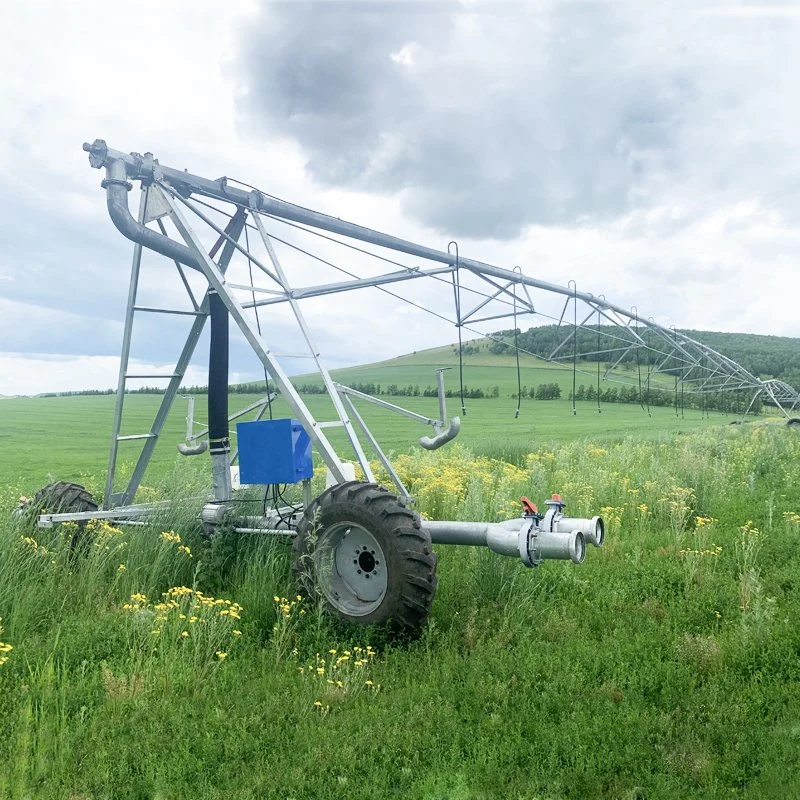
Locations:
422;495;604;567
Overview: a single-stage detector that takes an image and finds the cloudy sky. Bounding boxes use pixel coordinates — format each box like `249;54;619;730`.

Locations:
2;0;800;395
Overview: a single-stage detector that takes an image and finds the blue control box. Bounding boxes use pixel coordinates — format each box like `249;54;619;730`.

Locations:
236;418;313;485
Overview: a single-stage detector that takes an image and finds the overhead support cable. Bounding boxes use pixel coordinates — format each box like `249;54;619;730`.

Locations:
596;304;602;414
633;308;646;415
644;318;653;418
243;213;273;419
449;242;467;417
570;280;577;416
513;266;522;419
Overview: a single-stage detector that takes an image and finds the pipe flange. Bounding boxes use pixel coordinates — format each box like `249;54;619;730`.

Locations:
83;139;108;169
518;518;537;567
101;177;133;192
139;152;156;186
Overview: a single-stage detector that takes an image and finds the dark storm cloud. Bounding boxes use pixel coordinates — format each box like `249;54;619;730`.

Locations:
237;1;695;237
237;1;800;240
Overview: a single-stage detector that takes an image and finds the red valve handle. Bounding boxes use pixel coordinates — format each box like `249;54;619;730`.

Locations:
520;496;538;515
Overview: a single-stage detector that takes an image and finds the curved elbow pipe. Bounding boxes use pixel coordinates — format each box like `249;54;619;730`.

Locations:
178;441;208;456
104;161;201;270
419;416;460;450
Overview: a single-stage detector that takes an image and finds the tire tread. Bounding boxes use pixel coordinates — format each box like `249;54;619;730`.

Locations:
292;481;436;636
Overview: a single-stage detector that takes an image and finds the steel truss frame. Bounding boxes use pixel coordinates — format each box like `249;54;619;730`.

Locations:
84;139;800;510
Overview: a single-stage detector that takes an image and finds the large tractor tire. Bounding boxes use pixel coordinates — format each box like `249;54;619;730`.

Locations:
31;482;98;515
292;481;437;636
27;482;98;547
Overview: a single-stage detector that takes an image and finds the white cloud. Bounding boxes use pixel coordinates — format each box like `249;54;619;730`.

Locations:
2;0;800;394
0;353;212;397
390;43;418;66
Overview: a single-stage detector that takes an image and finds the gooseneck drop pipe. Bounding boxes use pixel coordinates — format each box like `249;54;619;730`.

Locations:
102;157;202;271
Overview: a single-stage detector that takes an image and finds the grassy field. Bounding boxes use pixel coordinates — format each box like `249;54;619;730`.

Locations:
1;422;800;797
1;389;736;498
293;340;674;395
1;371;798;798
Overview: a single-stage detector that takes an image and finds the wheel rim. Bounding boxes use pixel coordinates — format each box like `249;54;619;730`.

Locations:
314;520;388;617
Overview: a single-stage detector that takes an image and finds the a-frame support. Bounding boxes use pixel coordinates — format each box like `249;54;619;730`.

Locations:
104;194;246;507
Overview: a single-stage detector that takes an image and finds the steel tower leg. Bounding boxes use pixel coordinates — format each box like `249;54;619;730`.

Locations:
105;187;149;507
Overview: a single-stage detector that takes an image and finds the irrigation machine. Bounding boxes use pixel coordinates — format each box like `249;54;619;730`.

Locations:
25;140;800;635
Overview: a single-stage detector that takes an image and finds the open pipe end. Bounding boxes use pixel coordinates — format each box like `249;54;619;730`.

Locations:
587;516;605;547
178;441;208;456
568;531;586;564
419;416;460;450
524;528;586;566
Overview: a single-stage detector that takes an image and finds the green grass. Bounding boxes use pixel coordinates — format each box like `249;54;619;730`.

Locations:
294;340;673;395
1;391;738;497
2;419;800;797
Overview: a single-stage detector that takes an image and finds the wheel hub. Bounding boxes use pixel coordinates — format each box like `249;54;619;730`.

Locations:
318;522;388;616
357;550;376;573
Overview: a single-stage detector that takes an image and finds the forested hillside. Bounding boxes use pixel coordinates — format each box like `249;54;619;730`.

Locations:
485;325;800;387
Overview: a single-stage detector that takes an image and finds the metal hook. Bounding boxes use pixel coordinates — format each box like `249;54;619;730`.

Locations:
448;240;460;268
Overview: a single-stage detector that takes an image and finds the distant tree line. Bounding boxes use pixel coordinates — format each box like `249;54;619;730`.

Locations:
567;383;762;414
38;388;116;397
292;382;507;400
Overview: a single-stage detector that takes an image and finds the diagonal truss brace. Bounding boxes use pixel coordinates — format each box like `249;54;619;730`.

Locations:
159;185;351;483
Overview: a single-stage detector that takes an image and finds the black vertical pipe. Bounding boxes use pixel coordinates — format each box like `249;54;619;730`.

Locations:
208;289;229;448
205;209;245;449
